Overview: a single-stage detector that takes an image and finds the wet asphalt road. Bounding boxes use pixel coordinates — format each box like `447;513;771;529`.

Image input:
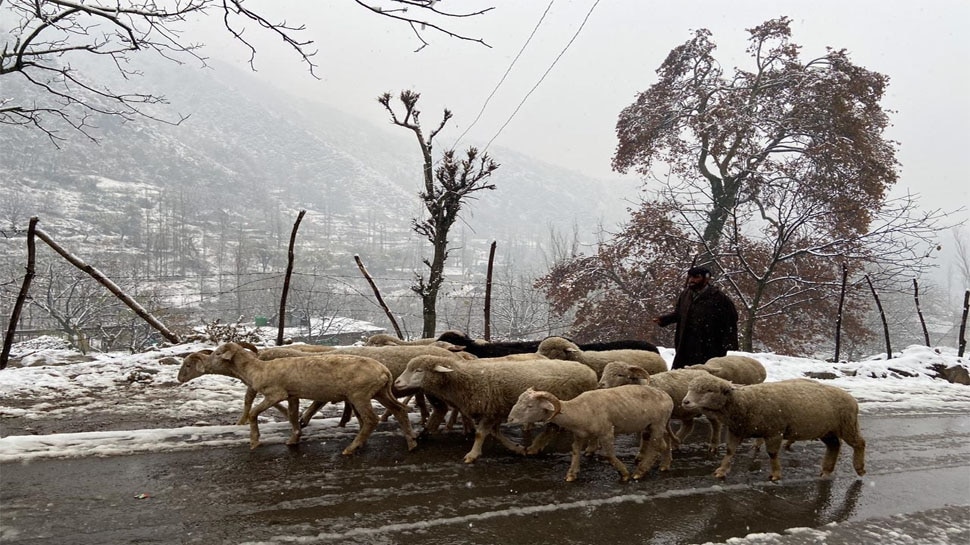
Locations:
1;411;968;545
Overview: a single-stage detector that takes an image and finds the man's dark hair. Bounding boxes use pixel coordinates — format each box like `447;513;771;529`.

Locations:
687;266;711;277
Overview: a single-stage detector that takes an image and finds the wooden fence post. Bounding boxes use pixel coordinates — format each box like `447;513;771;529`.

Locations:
1;218;38;370
913;278;931;346
276;210;305;346
484;241;496;341
865;274;892;359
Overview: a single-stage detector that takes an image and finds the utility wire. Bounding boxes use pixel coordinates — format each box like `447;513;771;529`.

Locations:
450;0;556;152
483;0;601;154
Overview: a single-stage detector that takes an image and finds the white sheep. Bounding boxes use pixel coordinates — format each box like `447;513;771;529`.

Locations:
394;355;598;463
179;349;291;425
507;386;673;482
537;336;667;377
682;374;867;481
193;342;418;455
298;344;464;428
598;361;720;453
686;355;767;385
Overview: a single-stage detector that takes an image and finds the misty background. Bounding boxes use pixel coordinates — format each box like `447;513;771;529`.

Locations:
1;1;967;357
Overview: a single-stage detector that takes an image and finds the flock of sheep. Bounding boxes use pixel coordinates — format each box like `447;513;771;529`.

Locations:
177;331;867;483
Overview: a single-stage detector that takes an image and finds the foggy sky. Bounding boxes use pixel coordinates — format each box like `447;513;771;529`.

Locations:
189;0;969;223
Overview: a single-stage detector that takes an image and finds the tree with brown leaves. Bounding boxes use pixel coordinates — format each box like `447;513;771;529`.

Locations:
541;17;948;354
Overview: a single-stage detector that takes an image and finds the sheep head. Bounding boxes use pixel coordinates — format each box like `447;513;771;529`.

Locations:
395;355;456;391
176;350;213;383
682;374;733;411
599;361;651;388
537;336;578;360
507;387;562;425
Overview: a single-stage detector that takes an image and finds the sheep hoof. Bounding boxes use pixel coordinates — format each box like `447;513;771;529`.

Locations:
286;437;301;446
565;474;578;482
249;441;260;450
713;471;727;479
462;454;479;464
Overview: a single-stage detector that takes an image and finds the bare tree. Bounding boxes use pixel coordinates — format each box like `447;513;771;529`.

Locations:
379;90;499;338
1;1;492;144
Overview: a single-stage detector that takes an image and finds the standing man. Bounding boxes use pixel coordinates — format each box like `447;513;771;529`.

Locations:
653;266;739;369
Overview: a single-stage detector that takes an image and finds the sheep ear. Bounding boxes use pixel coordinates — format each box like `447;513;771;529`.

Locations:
432;364;454;373
537;399;557;413
565;347;580;353
629;367;651;379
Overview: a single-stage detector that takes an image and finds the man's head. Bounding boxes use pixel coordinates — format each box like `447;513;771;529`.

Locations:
687;266;711;291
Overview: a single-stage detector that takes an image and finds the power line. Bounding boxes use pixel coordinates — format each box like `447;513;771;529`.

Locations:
450;0;556;152
483;0;601;154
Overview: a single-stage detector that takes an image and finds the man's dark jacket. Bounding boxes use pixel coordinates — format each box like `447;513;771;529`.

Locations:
657;284;739;369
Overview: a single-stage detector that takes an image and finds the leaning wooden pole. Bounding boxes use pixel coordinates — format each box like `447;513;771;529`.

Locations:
1;218;39;370
354;254;403;339
32;220;181;345
277;210;306;346
865;274;892;359
483;241;496;341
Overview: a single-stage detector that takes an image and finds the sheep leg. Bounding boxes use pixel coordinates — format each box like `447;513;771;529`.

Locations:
525;423;562;455
338;403;355;427
374;390;417;451
763;435;785;481
247;391;287;450
565;436;590;482
633;423;668;479
819;433;842;477
285;395;303;446
463;417;501;463
674;418;694;447
341;398;379;455
447;408;463;432
238;387;258;425
843;430;867;477
490;426;527;457
714;432;744;479
420;396;452;435
706;419;722;454
414;392;431;424
599;434;631;483
299;400;326;428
